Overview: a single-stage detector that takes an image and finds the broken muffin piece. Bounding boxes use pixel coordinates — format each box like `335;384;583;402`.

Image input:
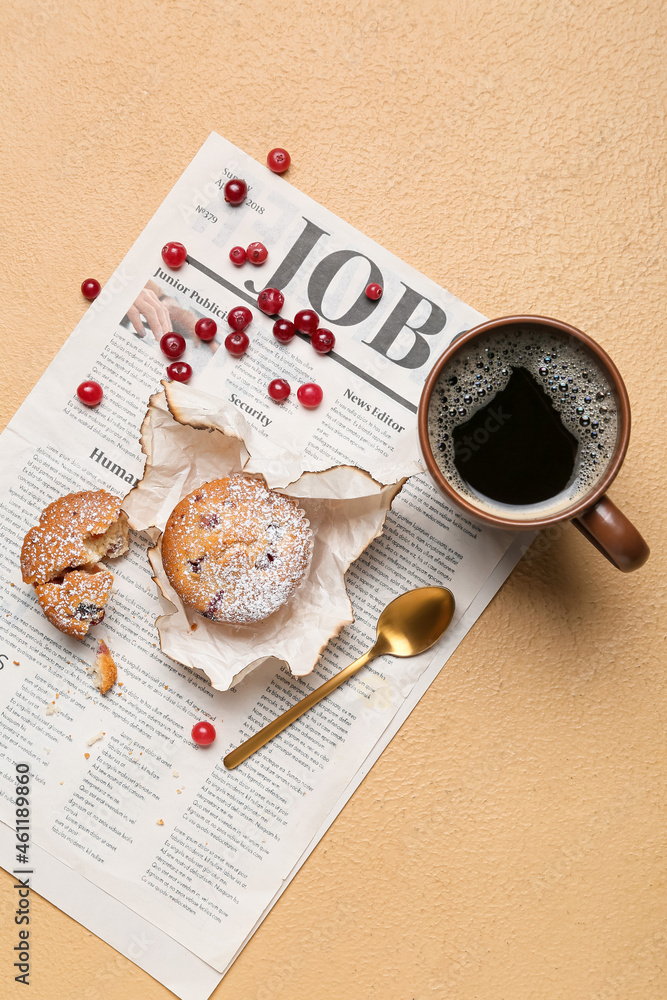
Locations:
21;490;129;585
91;639;117;694
34;565;114;640
20;490;129;638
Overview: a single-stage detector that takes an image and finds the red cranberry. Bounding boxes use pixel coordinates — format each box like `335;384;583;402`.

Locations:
192;720;216;746
297;383;323;408
227;306;252;331
229;246;247;266
294;309;319;335
167;362;192;382
311;328;335;353
273;318;296;343
224;179;247;205
76;380;103;406
258;287;284;315
365;282;383;300
225;331;249;356
268;378;291;402
160;332;186;359
161;241;187;268
267;148;291;173
195;317;217;341
81;278;101;300
247;242;268;265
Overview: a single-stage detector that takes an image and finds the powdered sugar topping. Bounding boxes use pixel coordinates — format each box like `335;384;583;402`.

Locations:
161;476;312;625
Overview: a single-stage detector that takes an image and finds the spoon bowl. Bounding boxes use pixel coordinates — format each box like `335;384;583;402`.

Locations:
224;587;456;769
375;586;456;658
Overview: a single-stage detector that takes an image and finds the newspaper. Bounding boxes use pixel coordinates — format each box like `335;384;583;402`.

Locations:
0;133;523;998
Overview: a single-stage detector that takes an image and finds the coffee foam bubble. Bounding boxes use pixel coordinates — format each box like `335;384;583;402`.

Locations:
427;324;619;520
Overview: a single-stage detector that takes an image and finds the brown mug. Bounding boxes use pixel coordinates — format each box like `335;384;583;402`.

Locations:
417;315;649;572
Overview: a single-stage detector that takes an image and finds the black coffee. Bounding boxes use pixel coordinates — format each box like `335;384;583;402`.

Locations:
452;367;578;505
427;324;618;517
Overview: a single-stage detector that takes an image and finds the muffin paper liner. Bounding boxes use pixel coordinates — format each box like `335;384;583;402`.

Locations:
123;381;407;691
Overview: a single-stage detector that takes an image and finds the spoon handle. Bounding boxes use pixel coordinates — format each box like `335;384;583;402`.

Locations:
224;645;380;769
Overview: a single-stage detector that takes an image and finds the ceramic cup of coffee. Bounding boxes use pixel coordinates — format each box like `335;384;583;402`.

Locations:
418;315;649;571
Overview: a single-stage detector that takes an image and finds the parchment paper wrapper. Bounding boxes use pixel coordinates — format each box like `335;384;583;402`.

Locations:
123;381;407;690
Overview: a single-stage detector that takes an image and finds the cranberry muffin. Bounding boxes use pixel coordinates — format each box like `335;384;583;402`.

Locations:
161;476;312;625
21;490;129;639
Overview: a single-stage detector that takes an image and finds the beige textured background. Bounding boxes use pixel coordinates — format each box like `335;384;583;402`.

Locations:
1;1;665;998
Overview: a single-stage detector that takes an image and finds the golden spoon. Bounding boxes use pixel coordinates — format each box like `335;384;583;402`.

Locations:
224;586;455;770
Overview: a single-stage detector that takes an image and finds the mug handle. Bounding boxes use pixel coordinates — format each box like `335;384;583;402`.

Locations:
572;495;649;572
